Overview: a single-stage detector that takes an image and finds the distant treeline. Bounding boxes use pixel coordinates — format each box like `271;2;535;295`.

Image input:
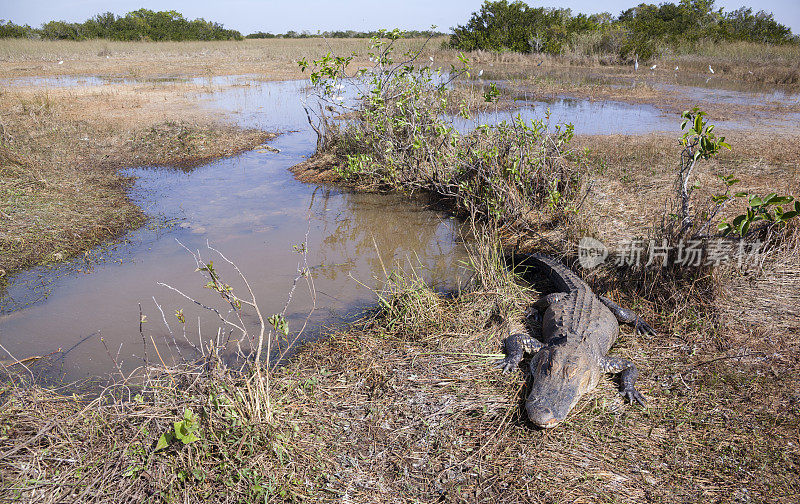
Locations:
0;9;242;41
245;29;446;39
0;12;446;42
450;0;797;60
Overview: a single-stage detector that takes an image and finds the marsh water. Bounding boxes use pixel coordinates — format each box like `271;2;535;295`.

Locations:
0;79;472;381
1;74;797;382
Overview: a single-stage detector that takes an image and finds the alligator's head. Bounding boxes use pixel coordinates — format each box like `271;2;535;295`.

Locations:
525;345;600;429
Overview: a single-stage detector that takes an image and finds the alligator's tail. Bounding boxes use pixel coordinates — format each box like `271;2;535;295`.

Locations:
524;253;587;293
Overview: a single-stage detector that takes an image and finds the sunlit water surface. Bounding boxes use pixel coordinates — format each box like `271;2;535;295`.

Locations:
2;74;796;383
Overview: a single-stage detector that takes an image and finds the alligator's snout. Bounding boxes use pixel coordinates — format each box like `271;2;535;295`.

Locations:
526;404;563;429
538;417;561;429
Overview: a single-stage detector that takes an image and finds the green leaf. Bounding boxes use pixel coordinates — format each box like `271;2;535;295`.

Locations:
732;214;747;227
155;432;172;452
763;193;778;204
749;196;763;207
780;210;798;220
734;191;749;198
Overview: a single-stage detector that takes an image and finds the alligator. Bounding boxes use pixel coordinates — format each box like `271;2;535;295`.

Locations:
497;253;655;429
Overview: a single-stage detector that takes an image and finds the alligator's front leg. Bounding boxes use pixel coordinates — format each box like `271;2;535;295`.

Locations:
599;296;656;335
496;332;544;374
496;293;563;373
601;356;646;406
527;292;566;322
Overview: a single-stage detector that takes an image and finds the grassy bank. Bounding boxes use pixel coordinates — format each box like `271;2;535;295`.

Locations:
2;37;798;90
0;80;275;281
286;46;798;500
0;38;440;80
1;233;797;502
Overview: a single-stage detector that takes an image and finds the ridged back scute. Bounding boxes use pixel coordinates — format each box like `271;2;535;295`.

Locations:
529;254;589;294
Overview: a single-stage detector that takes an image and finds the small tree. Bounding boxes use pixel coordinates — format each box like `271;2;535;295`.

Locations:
672;107;730;237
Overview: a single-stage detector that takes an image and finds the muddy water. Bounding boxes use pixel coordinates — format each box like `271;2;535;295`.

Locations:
0;79;470;381
2;74;794;382
454;97;679;135
473;66;800;133
464;89;799;135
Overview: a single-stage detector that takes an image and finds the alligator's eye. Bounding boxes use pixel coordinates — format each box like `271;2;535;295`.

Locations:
564;365;578;378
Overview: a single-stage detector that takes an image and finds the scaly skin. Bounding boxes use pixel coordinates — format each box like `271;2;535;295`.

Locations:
497;254;655;429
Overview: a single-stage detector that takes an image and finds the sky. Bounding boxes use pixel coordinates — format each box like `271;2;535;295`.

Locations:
1;0;798;36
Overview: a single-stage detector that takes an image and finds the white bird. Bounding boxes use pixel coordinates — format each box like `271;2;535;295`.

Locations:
748;70;753;75
429;56;434;62
478;69;484;77
708;65;714;74
634;56;639;71
674;65;679;71
58;60;63;65
705;77;712;83
650;64;657;71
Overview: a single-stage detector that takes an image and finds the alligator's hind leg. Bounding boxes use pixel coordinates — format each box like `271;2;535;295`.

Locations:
601;356;646;406
496;332;544;374
599;296;656;335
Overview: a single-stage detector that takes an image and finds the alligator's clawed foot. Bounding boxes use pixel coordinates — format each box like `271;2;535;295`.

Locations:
494;356;519;374
634;318;656;336
524;306;542;323
621;387;647;406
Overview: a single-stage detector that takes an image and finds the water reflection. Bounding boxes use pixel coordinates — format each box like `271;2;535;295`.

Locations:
0;79;469;382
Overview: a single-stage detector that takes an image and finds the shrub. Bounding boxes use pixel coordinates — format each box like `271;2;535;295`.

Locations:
448;0;797;61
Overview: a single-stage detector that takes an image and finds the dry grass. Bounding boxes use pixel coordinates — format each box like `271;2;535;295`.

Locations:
2;37;797;89
1;235;797;502
0;81;275;278
567;132;800;248
0;38;446;80
447;40;800;89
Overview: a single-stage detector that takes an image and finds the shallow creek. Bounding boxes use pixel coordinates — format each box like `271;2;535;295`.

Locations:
0;79;471;381
0;75;795;382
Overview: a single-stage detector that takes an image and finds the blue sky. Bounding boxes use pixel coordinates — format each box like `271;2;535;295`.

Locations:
1;1;798;35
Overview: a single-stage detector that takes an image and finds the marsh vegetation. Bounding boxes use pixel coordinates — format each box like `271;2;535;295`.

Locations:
1;12;799;503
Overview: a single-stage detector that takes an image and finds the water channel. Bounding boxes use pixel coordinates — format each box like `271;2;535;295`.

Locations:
1;74;796;383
